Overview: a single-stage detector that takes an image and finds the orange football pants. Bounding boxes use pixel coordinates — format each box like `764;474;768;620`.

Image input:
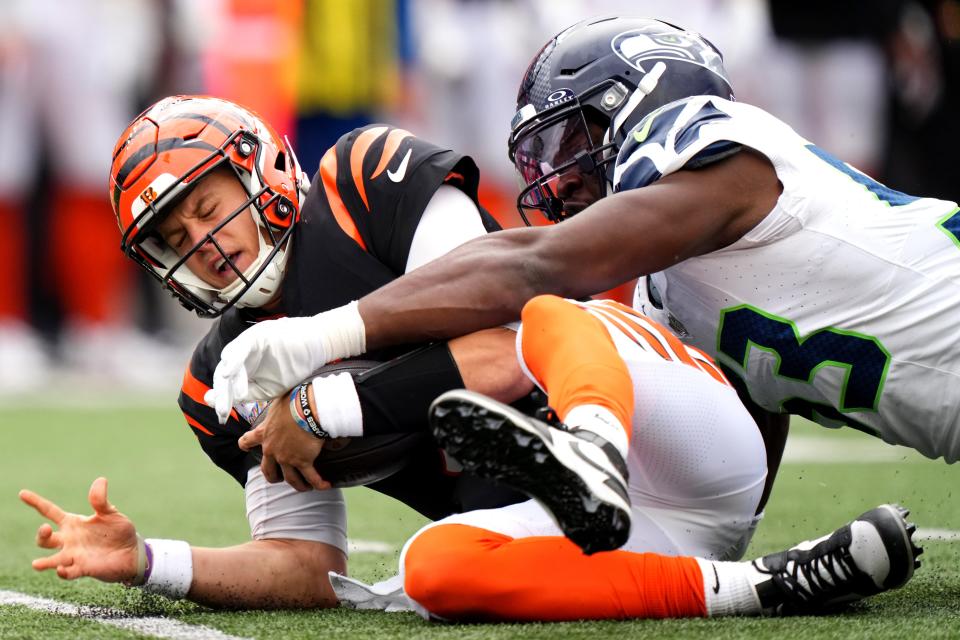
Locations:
404;523;706;621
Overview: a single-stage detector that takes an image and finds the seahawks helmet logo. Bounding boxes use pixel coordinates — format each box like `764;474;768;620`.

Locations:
611;27;728;81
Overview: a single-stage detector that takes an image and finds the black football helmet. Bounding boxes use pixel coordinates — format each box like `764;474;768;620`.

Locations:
508;16;734;225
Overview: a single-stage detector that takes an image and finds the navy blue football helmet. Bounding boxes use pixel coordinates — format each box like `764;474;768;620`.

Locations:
508;16;734;225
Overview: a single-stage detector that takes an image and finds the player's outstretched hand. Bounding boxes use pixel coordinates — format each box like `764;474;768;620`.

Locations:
238;396;331;492
19;478;141;583
205;303;366;424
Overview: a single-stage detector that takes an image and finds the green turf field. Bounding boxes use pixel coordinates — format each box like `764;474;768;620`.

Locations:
3;402;959;638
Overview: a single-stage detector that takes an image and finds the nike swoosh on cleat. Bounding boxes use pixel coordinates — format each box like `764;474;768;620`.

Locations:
387;148;412;182
712;563;720;594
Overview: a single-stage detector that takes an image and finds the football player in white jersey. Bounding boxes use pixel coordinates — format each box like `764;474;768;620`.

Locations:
335;295;922;621
208;16;960;494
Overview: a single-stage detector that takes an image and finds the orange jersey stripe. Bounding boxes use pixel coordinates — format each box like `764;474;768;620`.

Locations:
181;365;238;423
581;301;680;361
591;307;672;360
370;128;413;180
181;365;210;406
591;301;695;361
183;412;214;436
350;126;388;210
685;344;731;386
320;146;368;251
581;300;731;387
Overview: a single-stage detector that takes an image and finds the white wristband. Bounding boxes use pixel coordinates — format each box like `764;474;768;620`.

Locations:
143;538;193;600
310;372;364;438
314;301;366;363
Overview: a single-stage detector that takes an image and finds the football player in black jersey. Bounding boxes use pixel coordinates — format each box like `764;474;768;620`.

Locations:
20;95;531;608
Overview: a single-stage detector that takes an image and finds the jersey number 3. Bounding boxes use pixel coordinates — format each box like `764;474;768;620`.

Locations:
717;305;890;437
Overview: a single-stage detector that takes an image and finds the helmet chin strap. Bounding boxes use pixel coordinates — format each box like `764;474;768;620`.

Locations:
600;60;669;200
219;225;291;309
156;201;292;312
611;61;667;139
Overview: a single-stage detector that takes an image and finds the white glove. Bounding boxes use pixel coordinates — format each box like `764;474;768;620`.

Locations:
328;572;414;612
204;301;366;423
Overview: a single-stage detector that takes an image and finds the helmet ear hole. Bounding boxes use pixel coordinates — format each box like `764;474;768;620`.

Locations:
274;151;286;172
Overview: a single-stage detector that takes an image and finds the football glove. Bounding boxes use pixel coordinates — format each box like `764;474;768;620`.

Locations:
205;301;366;423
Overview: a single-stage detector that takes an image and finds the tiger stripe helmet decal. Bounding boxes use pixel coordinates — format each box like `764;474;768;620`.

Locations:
108;95;307;317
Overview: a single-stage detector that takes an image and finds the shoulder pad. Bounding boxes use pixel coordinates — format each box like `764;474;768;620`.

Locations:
614;96;741;192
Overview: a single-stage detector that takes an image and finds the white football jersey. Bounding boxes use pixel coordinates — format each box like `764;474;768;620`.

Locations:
618;95;960;462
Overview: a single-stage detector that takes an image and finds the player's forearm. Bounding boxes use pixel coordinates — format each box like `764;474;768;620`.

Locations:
187;539;345;609
449;328;534;403
360;227;565;349
357;178;719;350
362;152;782;352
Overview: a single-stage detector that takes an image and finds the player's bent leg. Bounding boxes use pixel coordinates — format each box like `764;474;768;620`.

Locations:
430;389;630;554
622;359;768;561
402;522;707;622
518;295;636;456
403;504;922;622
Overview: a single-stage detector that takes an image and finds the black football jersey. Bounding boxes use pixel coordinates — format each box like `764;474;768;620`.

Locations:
177;125;517;518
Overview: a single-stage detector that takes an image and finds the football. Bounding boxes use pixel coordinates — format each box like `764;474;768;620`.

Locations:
250;359;427;488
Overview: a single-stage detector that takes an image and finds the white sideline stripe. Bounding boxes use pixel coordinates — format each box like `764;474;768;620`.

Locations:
782;435;923;464
2;393;172;410
915;528;960;542
0;590;251;640
348;539;394;553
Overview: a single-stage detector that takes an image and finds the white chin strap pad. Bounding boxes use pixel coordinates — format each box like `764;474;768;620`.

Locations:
224;239;289;309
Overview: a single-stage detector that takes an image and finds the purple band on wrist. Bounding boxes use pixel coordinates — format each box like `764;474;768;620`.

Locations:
143;541;154;583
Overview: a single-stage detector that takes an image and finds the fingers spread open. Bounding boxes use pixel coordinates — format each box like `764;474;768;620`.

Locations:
88;477;117;516
32;551;67;572
57;562;84;580
19;489;66;524
36;523;62;549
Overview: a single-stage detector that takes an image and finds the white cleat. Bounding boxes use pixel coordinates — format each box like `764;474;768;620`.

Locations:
751;504;923;615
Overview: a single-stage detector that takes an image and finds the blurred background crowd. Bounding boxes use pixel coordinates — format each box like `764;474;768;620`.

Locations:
0;0;957;396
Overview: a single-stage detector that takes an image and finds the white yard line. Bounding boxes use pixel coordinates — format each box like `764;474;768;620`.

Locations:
0;590;251;640
782;434;923;464
915;528;960;542
348;539;395;553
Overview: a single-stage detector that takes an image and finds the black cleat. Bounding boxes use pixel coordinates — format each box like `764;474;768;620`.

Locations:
429;389;631;555
752;504;923;615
